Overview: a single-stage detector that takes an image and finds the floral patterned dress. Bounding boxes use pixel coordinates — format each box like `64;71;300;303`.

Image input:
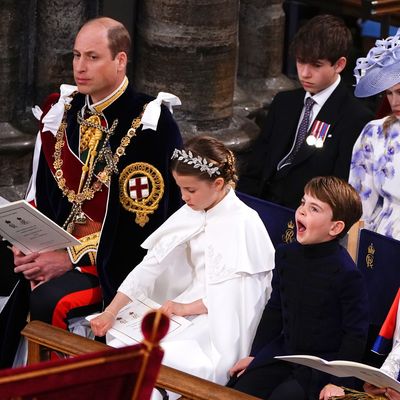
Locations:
349;116;400;239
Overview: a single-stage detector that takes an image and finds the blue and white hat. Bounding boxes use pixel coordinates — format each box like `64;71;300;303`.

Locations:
354;28;400;98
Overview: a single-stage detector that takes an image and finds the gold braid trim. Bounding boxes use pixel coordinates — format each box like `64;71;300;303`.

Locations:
119;162;164;227
68;232;100;264
52;101;147;233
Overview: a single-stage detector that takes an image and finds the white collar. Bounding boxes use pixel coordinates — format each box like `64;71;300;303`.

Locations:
306;75;341;107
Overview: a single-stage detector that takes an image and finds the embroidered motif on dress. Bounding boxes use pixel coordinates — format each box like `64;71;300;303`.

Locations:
206;244;236;283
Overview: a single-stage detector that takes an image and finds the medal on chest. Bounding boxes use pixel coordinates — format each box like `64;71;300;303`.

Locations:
306;120;331;148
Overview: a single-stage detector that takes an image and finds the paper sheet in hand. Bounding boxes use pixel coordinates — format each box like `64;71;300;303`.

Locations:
88;296;192;345
0;200;80;254
276;355;400;391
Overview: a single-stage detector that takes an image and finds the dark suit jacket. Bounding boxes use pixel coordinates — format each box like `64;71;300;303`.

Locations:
238;82;374;208
248;240;369;395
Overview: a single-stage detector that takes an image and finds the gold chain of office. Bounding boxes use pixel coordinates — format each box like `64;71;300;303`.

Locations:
52;102;146;232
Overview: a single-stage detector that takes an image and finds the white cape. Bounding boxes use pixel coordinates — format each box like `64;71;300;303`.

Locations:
117;189;275;384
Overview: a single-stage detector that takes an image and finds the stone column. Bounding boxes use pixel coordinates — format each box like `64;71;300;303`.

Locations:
133;0;258;151
34;0;99;104
0;0;35;200
236;0;296;114
0;0;100;201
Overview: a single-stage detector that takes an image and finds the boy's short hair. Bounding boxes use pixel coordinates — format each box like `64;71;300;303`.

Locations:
304;176;362;238
290;14;352;65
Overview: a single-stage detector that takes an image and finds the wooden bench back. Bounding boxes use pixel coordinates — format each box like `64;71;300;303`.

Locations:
21;320;261;400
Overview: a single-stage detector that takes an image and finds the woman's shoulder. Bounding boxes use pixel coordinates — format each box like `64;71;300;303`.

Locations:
363;115;393;129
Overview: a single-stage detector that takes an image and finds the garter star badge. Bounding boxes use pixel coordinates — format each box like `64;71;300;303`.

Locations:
129;176;150;199
119;162;164;227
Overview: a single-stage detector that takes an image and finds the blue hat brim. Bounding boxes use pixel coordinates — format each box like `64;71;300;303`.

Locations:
354;62;400;98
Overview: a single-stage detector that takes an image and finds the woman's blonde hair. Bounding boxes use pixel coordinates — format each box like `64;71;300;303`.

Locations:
382;114;398;137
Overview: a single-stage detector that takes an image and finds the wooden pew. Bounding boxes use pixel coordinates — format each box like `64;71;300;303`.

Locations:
363;0;400;16
294;0;400;18
21;320;261;400
346;220;364;263
287;0;400;37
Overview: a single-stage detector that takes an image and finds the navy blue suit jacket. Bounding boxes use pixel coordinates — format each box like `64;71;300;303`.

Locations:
249;240;369;390
238;82;374;208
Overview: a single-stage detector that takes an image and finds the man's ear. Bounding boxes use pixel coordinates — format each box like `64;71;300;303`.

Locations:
334;57;347;74
329;220;345;237
116;51;128;71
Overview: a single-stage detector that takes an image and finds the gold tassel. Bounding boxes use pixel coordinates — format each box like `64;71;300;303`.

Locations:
330;387;387;400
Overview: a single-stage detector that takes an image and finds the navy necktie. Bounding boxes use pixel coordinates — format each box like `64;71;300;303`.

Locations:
278;97;315;169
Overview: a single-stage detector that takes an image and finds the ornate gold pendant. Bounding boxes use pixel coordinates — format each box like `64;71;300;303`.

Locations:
74;212;87;225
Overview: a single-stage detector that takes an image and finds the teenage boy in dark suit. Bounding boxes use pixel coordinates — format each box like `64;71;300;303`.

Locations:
238;15;374;209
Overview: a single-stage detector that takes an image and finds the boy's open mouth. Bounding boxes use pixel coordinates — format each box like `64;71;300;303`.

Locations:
296;220;306;232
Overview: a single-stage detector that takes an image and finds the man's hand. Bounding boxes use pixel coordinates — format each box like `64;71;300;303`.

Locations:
319;384;345;400
385;388;400;400
229;356;254;377
13;247;73;283
364;383;400;400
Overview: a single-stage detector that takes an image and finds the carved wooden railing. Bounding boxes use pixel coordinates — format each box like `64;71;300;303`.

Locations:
21;320;260;400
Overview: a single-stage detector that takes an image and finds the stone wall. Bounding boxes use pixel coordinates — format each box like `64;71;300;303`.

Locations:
0;0;289;200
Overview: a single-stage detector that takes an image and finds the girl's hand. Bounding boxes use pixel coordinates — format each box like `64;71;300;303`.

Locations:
159;300;186;317
319;384;344;400
229;356;254;377
90;311;115;337
159;298;207;317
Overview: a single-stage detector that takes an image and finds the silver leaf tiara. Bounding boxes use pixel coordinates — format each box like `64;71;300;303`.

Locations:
171;148;221;177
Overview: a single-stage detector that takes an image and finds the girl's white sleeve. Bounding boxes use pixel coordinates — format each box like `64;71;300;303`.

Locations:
118;251;167;300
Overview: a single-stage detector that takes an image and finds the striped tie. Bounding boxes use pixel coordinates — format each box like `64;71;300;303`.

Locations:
278;97;315;169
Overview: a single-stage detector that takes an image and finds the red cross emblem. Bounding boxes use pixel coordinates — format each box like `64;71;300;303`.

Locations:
129;176;150;200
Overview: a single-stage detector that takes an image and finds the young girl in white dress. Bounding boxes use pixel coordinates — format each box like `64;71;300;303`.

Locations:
90;135;275;386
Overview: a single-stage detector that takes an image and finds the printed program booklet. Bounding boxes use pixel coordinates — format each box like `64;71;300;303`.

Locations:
0;200;80;254
276;355;400;391
87;295;192;345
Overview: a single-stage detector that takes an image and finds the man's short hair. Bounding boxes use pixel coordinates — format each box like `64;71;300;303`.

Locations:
290;14;352;65
81;17;131;59
304;176;362;238
107;23;131;59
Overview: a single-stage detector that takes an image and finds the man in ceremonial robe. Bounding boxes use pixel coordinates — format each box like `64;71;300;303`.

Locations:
0;17;182;366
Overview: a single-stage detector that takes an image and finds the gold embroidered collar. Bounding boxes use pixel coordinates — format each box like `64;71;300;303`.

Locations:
86;76;129;113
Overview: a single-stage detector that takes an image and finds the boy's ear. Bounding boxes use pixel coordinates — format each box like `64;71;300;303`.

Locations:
329;220;345;237
334;57;347;74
